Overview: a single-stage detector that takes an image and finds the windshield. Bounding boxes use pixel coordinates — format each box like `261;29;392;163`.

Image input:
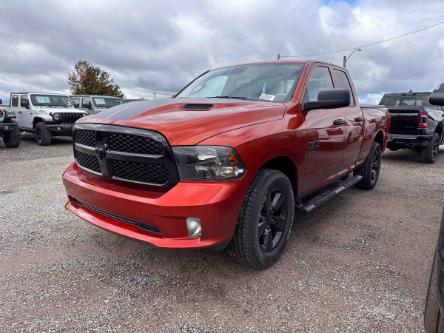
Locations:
30;94;73;108
176;63;304;102
92;97;122;108
379;93;442;109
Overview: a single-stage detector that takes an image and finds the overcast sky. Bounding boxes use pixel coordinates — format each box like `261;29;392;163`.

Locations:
1;0;443;103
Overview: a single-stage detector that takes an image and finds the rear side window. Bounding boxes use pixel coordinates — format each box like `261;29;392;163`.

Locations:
305;67;334;102
333;69;354;106
11;94;19;107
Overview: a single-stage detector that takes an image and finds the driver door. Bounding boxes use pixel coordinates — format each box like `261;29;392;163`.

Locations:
301;66;347;194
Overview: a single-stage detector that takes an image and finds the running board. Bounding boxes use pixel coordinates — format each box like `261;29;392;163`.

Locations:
295;175;362;214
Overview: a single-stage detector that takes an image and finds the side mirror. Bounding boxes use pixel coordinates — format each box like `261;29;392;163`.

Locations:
303;89;351;112
73;102;80;108
429;83;444;106
0;98;2;105
21;99;30;109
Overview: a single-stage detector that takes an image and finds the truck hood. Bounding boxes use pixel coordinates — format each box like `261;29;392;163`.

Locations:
77;98;286;145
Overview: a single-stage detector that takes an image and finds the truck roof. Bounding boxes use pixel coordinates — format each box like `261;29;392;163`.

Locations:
10;92;70;96
71;95;121;98
212;60;345;71
383;91;431;96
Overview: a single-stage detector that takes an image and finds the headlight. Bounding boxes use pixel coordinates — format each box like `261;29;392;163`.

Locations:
172;146;246;181
52;113;61;121
0;110;4;121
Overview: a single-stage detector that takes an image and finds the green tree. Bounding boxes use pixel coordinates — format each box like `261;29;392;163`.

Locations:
68;60;124;98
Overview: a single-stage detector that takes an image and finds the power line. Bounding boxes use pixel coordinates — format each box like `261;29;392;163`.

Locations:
279;18;444;59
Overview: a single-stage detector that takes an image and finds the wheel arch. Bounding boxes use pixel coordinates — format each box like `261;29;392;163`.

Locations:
260;156;298;192
374;130;384;147
436;122;443;140
33;117;45;128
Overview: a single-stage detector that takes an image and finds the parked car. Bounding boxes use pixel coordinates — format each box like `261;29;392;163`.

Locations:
63;61;390;269
424;83;444;333
380;91;444;163
0;98;21;148
7;92;87;146
70;95;122;114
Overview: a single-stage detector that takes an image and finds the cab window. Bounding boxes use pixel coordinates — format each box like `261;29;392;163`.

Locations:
304;67;334;102
81;98;91;108
333;69;354;106
20;95;29;107
71;97;80;108
11;94;19;107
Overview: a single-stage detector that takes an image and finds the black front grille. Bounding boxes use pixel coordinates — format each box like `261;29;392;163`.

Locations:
111;159;170;184
58;112;85;123
72;124;179;188
74;150;101;173
73;198;161;234
108;132;164;155
73;129;96;146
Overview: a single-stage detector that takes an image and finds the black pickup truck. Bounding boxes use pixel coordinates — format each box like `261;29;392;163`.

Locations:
424;84;444;333
0;98;20;148
379;91;444;163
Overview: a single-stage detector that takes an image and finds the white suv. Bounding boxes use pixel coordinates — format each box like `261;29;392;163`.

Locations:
9;92;87;145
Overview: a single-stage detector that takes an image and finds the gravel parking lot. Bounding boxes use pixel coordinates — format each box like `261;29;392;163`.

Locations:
1;135;443;332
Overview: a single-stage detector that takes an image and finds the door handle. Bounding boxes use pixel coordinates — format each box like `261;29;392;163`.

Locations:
354;116;364;122
18;111;23;114
333;118;346;126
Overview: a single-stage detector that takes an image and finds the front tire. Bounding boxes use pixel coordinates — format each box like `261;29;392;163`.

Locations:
35;122;52;146
3;129;21;148
355;142;382;190
228;169;295;269
420;133;440;164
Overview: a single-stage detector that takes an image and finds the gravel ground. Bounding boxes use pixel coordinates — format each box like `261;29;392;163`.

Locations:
0;134;443;332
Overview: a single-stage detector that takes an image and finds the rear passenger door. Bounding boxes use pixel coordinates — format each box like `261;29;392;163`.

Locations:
332;69;364;172
10;94;26;128
301;66;347;193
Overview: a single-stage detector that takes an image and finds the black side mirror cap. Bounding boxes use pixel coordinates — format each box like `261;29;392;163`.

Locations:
303;89;351;112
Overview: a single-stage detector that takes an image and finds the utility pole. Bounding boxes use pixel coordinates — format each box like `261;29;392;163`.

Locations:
343;48;362;68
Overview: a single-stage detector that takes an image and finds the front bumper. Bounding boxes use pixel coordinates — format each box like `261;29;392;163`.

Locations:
63;162;247;249
46;123;74;135
0;122;18;133
388;133;433;148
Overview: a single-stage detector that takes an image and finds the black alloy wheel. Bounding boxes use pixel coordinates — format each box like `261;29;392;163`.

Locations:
257;189;289;253
370;146;381;186
355;141;381;190
229;169;295;269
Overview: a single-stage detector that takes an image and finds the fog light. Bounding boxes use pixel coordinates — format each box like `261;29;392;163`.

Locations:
186;217;201;238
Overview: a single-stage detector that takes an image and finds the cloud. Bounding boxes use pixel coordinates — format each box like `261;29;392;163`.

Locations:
0;0;443;103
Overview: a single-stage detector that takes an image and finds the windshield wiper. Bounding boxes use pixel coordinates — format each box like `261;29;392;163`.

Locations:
207;95;251;100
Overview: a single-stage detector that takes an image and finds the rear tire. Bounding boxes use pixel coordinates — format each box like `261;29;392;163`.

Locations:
228;169;295;269
420;133;440;164
35;122;52;146
355;142;382;190
3;129;21;148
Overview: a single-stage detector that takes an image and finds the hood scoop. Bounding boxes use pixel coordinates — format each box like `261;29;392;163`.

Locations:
182;103;214;111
